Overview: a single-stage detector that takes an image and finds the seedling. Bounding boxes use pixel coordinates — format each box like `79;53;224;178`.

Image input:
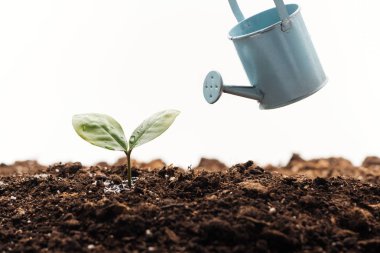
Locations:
72;110;180;187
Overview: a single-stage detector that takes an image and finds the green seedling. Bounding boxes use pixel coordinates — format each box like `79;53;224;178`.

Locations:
72;110;180;187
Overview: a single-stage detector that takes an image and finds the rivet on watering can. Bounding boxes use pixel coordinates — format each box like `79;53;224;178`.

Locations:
203;0;327;109
281;18;291;32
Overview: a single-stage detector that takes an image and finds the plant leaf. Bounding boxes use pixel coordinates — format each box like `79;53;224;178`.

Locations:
72;113;128;151
129;110;180;150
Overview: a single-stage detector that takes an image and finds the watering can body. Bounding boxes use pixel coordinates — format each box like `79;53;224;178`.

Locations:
203;0;327;109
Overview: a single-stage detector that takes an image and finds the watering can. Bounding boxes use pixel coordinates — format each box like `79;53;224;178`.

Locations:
203;0;327;109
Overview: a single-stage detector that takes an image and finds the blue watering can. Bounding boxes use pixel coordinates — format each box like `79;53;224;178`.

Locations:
203;0;327;109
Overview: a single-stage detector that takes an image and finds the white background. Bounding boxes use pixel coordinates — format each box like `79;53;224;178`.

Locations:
0;0;379;167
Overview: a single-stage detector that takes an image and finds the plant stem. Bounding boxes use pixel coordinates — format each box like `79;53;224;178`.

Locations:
125;150;132;188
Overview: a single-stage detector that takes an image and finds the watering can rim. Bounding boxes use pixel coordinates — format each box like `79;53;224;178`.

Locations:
228;4;300;41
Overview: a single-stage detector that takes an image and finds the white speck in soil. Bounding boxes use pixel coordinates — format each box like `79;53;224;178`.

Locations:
55;169;59;173
0;181;7;186
10;196;16;200
145;229;153;236
269;207;276;214
87;244;95;250
33;174;48;179
169;177;176;182
103;178;137;194
148;246;156;252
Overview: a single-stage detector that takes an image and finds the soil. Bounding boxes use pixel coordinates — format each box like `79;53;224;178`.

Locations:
1;154;380;252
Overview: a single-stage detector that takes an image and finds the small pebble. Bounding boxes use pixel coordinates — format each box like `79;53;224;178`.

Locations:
87;244;95;250
64;219;80;228
269;207;276;214
10;196;16;200
148;246;156;252
95;172;107;180
110;174;123;184
17;208;26;215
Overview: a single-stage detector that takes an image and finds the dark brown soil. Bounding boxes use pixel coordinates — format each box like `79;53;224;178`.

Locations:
1;155;380;252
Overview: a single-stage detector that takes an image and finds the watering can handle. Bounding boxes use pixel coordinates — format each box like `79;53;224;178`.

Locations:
228;0;289;23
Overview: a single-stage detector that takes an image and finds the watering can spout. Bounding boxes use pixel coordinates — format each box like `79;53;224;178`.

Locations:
223;85;263;101
203;71;263;104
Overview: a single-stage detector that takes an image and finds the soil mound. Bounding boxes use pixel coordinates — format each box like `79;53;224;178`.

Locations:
1;156;380;252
